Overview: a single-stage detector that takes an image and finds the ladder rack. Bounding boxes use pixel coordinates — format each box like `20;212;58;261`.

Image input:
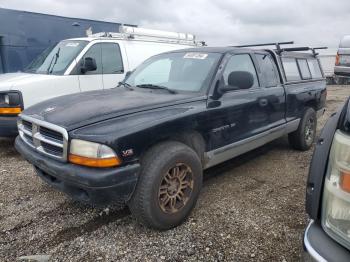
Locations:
233;41;328;56
89;25;205;46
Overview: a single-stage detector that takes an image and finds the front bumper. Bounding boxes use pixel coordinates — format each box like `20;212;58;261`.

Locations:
15;136;140;205
303;220;350;262
0;116;18;137
334;66;350;77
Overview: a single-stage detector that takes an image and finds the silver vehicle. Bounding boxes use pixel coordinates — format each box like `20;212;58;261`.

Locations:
335;35;350;84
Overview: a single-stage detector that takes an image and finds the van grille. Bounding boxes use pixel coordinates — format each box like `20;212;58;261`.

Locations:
18;115;68;161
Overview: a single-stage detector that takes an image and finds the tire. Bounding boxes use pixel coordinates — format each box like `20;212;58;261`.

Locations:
128;141;203;230
288;107;317;151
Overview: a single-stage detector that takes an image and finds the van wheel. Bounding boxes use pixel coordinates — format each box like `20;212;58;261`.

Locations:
288;108;317;151
128;141;202;230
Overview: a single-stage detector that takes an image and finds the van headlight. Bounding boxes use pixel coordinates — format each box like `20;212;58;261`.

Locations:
322;130;350;249
68;139;121;168
0;92;22;115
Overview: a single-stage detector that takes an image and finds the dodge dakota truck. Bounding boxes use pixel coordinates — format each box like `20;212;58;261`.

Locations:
15;42;327;229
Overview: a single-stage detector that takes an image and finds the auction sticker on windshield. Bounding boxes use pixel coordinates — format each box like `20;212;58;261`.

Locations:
65;42;80;47
184;53;208;59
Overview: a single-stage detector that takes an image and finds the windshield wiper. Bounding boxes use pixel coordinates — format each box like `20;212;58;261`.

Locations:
117;82;134;90
47;47;61;74
136;84;177;94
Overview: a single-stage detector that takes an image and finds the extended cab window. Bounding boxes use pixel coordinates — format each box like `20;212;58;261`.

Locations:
256;54;280;87
297;59;312;79
101;43;124;74
282;58;301;82
223;54;258;88
307;58;323;79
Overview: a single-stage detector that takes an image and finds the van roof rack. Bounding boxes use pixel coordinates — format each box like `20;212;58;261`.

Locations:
89;25;204;46
233;41;327;56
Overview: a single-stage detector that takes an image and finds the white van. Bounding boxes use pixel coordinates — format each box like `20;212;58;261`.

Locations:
0;26;203;137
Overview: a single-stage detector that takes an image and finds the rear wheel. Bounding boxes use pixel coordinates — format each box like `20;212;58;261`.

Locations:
128;141;202;230
288;107;317;151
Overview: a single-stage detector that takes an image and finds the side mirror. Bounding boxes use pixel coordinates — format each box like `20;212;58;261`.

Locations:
219;71;254;93
125;71;132;79
81;57;97;74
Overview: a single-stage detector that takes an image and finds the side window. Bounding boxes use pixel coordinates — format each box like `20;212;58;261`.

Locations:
101;43;124;74
79;43;102;75
297;59;312;79
282;58;301;82
134;58;171;85
256;54;280;87
223;54;258;88
0;53;3;73
307;59;323;79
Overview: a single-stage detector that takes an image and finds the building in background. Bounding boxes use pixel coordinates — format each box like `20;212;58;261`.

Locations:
0;8;134;73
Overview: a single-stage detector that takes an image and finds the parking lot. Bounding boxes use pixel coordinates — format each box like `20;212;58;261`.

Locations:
0;85;349;262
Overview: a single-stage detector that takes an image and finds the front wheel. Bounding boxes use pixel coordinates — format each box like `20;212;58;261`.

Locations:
128;141;203;230
288;107;317;151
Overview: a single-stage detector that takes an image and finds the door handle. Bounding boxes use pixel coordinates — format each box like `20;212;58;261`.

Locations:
259;99;268;107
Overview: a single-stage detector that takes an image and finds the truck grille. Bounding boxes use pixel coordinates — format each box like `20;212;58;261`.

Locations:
18;115;68;161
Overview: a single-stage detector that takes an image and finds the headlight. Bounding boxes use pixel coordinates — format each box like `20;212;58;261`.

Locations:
0;92;22;115
322;130;350;249
68;139;121;168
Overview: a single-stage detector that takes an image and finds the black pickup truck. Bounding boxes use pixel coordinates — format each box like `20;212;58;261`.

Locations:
304;98;350;261
15;43;327;229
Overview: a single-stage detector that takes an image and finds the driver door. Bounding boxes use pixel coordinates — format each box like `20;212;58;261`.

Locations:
208;53;269;150
76;43;104;92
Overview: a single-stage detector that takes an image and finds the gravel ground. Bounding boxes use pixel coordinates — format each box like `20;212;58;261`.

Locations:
1;85;350;262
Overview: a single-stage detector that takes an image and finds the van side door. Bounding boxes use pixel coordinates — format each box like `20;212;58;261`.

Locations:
100;42;127;89
254;52;286;129
75;43;104;92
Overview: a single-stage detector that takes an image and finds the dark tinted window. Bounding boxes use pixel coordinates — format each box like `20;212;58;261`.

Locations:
307;59;323;79
80;43;102;75
223;54;259;88
297;59;311;79
256;54;279;87
101;43;124;74
282;58;301;81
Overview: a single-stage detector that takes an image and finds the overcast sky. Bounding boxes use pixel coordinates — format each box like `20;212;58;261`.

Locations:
1;0;349;49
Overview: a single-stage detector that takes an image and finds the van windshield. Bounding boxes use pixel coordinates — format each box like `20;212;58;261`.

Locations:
125;52;221;92
24;40;88;75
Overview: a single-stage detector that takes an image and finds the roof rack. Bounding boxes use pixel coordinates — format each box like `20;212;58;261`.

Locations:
233;41;327;56
89;25;204;46
279;46;328;56
234;41;294;51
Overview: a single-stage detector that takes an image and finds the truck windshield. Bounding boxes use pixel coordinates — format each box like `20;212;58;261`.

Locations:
24;40;88;75
125;52;221;92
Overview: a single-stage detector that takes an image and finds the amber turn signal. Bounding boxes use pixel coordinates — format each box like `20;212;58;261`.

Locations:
69;154;121;168
0;107;22;115
340;172;350;193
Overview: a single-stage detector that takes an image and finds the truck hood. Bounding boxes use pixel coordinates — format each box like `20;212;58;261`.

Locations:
0;72;56;91
22;88;205;131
